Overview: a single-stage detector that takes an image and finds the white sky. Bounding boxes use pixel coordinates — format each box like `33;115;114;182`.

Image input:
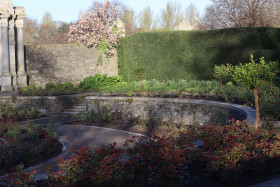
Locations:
13;0;212;23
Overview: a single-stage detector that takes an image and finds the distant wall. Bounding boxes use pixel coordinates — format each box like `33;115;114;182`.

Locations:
25;44;118;88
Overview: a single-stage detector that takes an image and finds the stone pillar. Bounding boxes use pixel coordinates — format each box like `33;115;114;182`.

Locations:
0;19;3;84
1;15;13;91
15;16;27;87
9;16;18;90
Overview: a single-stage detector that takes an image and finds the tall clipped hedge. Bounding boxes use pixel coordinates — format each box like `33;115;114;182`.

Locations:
118;27;280;82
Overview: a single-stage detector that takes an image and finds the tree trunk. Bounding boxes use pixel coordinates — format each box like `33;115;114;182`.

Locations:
138;73;143;90
218;78;222;89
253;87;260;130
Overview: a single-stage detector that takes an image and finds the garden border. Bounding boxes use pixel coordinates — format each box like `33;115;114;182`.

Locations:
0;136;71;186
0;121;146;186
85;96;257;124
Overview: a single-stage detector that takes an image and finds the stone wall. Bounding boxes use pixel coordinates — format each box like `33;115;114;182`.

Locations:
0;95;256;125
25;44;118;88
85;97;249;126
0;95;79;115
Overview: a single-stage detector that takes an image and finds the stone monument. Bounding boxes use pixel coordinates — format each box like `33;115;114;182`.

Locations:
175;15;198;31
0;0;27;91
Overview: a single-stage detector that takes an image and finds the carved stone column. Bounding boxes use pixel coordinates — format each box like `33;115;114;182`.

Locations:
1;15;13;91
9;16;18;90
15;9;27;88
0;19;3;84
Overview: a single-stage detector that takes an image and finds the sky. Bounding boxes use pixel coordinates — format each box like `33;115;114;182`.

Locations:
13;0;212;23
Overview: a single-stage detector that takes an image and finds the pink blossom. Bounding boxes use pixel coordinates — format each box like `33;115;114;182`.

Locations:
68;0;123;57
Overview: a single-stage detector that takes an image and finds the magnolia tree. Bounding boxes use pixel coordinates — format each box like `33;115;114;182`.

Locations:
68;1;123;57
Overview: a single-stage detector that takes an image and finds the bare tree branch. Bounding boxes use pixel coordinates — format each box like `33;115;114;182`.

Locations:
159;1;183;30
201;0;280;29
138;6;154;32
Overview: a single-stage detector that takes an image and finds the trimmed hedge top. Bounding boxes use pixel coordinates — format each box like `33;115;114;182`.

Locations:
118;27;280;81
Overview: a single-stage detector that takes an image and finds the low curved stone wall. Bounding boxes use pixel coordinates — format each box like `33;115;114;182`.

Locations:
0;94;256;125
86;96;256;126
0;95;80;115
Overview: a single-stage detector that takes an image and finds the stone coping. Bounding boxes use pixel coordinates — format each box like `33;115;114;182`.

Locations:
85;96;257;124
0;92;99;100
0;95;57;100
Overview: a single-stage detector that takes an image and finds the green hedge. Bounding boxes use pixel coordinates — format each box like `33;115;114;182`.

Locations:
118;27;280;82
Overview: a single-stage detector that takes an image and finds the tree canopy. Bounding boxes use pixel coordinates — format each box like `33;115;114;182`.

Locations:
201;0;280;29
68;0;123;56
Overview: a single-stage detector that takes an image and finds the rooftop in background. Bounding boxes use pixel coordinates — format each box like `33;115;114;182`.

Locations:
0;0;13;9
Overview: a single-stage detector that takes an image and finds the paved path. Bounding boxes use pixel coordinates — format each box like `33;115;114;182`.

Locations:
0;118;144;185
51;123;143;148
252;178;280;187
22;115;144;148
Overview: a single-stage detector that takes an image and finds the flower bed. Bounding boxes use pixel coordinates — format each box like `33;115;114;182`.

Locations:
0;105;42;123
0;122;62;176
8;121;280;186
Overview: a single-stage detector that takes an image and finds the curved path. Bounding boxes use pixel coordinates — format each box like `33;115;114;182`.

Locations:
0;119;144;186
50;123;280;187
51;123;144;148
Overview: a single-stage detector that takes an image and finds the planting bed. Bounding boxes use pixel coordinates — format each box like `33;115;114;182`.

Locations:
0;122;63;176
59;98;280;186
52;121;280;186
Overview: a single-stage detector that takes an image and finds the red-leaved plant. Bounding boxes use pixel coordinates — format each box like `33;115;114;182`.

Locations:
7;121;280;185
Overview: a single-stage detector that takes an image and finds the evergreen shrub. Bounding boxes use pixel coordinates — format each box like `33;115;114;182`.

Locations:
118;27;280;81
78;73;123;91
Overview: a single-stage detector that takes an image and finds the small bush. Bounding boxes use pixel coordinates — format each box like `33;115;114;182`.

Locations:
274;76;280;88
0;105;41;122
45;82;56;90
217;83;280;120
259;85;280;120
78;73;124;91
217;84;251;103
20;82;79;96
61;82;75;90
0;123;62;175
101;79;219;94
83;106;112;123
